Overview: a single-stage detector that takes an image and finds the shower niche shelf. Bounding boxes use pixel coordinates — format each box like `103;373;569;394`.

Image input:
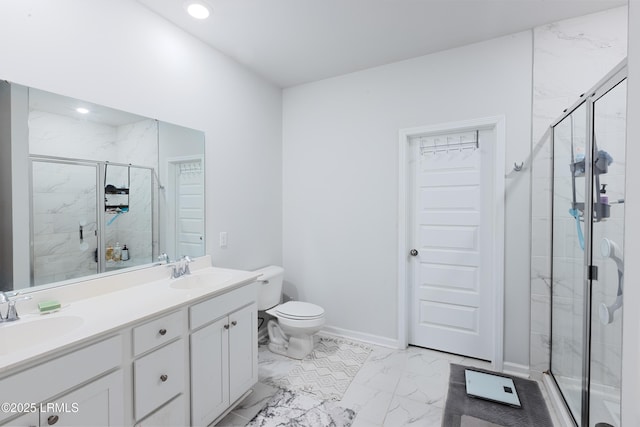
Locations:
570;149;612;222
105;185;130;212
104;163;131;213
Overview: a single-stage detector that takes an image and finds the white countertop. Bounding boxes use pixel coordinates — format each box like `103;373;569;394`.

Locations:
0;259;260;375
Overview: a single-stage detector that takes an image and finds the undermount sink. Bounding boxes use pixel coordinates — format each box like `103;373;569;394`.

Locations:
169;271;233;290
0;315;84;355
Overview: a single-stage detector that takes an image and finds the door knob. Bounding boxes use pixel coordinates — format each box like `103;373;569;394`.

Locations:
410;249;419;256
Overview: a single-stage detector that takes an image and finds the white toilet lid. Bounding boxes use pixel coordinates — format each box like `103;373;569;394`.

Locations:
275;301;324;319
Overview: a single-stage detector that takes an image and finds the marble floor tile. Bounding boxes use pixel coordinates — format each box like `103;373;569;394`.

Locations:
241;340;557;427
231;382;280;420
350;417;382;427
366;346;410;372
338;381;394;424
394;369;450;408
215;411;251;427
351;361;404;393
405;351;454;376
382;395;443;426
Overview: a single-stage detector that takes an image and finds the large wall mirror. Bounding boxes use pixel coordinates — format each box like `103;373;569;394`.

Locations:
0;82;205;293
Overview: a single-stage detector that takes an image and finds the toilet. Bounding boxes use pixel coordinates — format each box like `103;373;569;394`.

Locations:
255;265;325;359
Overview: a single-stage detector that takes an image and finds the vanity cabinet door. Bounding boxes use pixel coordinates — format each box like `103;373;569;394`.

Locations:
190;317;229;426
39;370;124;427
228;303;258;403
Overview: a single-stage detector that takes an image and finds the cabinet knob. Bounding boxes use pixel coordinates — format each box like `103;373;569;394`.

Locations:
159;328;167;336
47;415;59;425
223;324;229;330
160;374;168;382
231;320;237;327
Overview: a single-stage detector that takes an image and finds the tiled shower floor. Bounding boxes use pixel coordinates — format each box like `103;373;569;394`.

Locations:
216;337;560;426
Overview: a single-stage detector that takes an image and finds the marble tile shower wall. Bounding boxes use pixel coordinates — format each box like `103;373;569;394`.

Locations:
28;111;158;282
529;6;628;377
31;161;98;284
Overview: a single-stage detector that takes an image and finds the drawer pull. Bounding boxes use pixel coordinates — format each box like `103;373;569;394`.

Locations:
223;324;229;330
160;374;168;382
231;320;237;327
159;328;167;336
48;415;59;425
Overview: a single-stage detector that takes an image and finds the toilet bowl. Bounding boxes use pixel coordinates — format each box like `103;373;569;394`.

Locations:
266;301;325;359
255;266;326;359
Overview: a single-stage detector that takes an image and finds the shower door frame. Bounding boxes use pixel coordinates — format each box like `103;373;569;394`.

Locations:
549;60;627;427
28;156;104;284
29;154;157;284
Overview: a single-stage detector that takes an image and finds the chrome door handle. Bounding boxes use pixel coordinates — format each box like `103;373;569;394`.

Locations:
410;249;419;256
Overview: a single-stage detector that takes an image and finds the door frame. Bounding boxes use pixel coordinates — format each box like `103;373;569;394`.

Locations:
397;116;506;371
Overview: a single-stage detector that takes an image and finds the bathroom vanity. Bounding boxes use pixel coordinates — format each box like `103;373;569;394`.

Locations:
0;256;259;427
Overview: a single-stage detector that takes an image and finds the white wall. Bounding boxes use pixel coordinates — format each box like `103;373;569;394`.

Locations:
282;32;533;365
621;0;640;424
0;0;283;271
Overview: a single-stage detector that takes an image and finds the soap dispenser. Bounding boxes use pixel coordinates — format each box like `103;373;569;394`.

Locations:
121;244;129;261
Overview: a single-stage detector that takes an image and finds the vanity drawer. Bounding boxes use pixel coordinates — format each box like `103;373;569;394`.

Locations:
134;339;185;421
133;310;184;356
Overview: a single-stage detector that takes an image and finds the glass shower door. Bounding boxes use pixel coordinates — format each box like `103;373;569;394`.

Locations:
551;103;588;425
31;160;99;285
587;77;626;427
550;63;627;427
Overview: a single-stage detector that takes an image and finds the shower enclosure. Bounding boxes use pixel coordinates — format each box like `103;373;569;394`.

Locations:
30;157;155;285
550;62;627;426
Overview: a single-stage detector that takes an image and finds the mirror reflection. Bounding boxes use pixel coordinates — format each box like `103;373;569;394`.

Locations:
0;84;205;292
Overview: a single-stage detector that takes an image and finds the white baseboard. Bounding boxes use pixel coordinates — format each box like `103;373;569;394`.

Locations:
321;325;402;349
502;362;530;378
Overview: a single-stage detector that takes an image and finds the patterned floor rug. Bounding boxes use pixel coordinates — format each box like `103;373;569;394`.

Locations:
246;388;355;427
264;337;372;401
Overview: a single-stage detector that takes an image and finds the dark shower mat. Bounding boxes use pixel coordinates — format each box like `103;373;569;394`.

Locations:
441;364;553;427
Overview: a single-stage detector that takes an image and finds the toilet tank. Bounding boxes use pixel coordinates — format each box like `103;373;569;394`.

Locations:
254;265;284;310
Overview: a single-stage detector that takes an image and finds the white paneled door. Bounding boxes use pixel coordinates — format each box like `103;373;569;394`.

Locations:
175;158;205;257
409;130;494;360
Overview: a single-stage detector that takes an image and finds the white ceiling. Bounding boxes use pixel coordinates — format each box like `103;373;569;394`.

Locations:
137;0;626;88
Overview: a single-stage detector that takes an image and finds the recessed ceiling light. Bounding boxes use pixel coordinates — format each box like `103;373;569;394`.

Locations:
187;2;210;20
76;107;90;114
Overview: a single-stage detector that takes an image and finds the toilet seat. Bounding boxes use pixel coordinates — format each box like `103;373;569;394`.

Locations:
272;301;324;320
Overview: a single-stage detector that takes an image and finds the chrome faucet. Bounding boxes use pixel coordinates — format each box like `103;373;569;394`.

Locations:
0;291;32;322
0;292;9;316
182;256;192;276
168;256;193;279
